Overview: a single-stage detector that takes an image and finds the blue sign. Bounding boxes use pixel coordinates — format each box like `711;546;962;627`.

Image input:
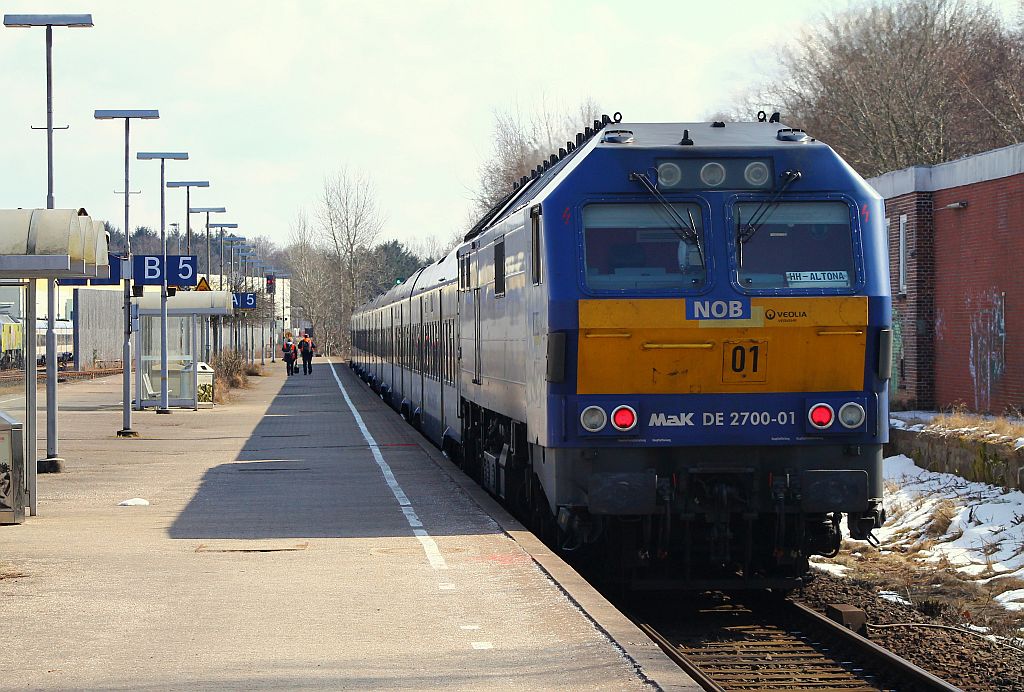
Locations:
686;298;751;321
132;255;198;286
62;253;124;286
233;292;257;309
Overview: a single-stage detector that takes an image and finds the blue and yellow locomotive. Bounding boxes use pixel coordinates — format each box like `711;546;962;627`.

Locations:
352;115;891;588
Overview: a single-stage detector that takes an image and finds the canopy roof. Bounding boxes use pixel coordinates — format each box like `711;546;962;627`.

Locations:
133;290;233;316
0;209;110;278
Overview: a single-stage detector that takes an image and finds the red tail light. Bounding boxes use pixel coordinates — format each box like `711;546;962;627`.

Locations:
808;403;834;429
611;405;638;431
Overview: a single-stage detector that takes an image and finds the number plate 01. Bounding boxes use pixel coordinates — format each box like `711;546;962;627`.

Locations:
722;339;767;383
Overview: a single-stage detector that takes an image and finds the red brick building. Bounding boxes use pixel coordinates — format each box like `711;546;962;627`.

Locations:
869;145;1023;414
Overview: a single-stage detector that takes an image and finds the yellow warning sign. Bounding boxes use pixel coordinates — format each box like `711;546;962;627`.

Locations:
195;276;212;291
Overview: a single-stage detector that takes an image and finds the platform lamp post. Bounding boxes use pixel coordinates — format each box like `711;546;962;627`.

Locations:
238;250;258;363
93;110;159;438
137;152;188;414
5;13;94;477
166;181;209;255
210;225;238;355
191;207;226;362
224;235;247;353
264;267;277;363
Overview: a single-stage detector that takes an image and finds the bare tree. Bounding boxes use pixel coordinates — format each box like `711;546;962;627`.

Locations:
758;0;1024;177
474;98;603;218
315;169;385;355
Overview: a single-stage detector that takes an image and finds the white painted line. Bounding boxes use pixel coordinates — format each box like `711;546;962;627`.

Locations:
327;360;448;571
414;528;448;570
439;582;456;590
471;642;493;650
460;625;480;630
402;506;423;527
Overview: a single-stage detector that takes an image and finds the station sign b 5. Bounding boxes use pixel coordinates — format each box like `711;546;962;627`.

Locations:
132;255;198;286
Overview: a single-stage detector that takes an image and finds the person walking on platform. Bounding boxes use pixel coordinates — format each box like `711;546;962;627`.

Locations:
282;336;297;376
298;332;317;375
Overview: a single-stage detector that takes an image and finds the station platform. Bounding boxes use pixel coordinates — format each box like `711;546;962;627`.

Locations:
0;360;698;690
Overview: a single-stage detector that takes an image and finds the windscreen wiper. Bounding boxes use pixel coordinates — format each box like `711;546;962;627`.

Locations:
629;171;706;274
737;169;802;245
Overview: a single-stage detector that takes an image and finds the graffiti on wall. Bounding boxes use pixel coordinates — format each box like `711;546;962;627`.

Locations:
966;289;1006;412
890;307;903;399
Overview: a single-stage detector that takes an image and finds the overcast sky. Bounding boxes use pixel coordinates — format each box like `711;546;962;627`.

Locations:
1;0;1020;253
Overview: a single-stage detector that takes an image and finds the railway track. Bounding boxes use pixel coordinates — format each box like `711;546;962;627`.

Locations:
0;367;122;386
630;592;960;691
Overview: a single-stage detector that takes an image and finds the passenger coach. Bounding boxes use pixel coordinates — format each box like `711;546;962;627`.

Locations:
352;115;891;588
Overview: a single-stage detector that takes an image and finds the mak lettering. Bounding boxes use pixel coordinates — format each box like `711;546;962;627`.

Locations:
649;412;695;427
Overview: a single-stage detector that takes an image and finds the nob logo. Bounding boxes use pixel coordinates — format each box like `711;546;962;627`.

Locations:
765;309;776;320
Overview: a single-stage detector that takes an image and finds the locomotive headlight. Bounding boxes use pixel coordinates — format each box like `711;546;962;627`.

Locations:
657;162;683;187
808;403;835;429
838;402;866;429
580;405;608;432
699;162;726;187
610;405;638;432
743;161;770;187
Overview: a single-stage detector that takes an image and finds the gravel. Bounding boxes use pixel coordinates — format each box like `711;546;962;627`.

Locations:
794;572;1024;690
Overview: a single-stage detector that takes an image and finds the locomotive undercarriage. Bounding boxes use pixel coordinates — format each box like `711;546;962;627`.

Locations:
458;399;884;589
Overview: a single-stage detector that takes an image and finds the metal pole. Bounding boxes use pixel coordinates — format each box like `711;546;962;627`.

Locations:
43;24;62;472
192;314;198;411
204;212;211;363
218;228;225;354
185;187;191;255
25;282;37;514
119;118;136;436
158;159;170;414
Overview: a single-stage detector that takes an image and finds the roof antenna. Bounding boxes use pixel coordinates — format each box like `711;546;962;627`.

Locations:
757;111;768;123
769;111;781;123
679;129;694;146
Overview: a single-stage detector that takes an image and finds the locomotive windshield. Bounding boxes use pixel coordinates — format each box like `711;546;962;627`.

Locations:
583;203;706;291
734;201;855;290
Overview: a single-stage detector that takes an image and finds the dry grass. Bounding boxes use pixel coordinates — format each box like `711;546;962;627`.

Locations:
926;499;958;538
243;363;264;377
210;352;250;402
927;405;1024;442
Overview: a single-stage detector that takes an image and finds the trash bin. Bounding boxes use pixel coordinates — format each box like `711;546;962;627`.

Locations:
0;411;26;525
196;362;215;405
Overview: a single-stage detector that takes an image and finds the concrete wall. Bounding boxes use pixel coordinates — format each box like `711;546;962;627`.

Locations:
887;428;1024;490
73;289;124;370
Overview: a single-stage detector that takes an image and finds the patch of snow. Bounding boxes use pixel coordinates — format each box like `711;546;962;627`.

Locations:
1015;437;1024;451
995;589;1024;612
879;590;913;606
117;498;149;506
810;561;851;577
890;419;908;430
875;455;1024;610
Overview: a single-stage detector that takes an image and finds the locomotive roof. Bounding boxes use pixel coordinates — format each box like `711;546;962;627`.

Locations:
605;121;823;149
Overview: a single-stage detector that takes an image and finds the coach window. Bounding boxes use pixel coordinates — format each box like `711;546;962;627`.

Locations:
583;203;706;292
494;238;506;296
734;201;855;290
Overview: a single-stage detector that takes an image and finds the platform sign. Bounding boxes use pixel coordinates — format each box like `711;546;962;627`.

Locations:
132;255;198;286
233;292;257;309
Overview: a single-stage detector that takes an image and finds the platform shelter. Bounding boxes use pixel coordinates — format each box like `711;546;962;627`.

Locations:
132;291;232;410
0;209;109;519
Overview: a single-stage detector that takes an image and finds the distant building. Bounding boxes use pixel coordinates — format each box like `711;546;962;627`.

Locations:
868;144;1024;414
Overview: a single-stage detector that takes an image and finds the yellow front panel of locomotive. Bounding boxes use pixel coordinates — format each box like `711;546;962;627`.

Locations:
577;298;868;394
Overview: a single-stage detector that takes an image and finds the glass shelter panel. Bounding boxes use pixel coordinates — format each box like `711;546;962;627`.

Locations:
140;314;195;402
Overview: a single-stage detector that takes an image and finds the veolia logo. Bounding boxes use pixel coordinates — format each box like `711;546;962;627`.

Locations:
765;309;776;320
686;299;750;321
